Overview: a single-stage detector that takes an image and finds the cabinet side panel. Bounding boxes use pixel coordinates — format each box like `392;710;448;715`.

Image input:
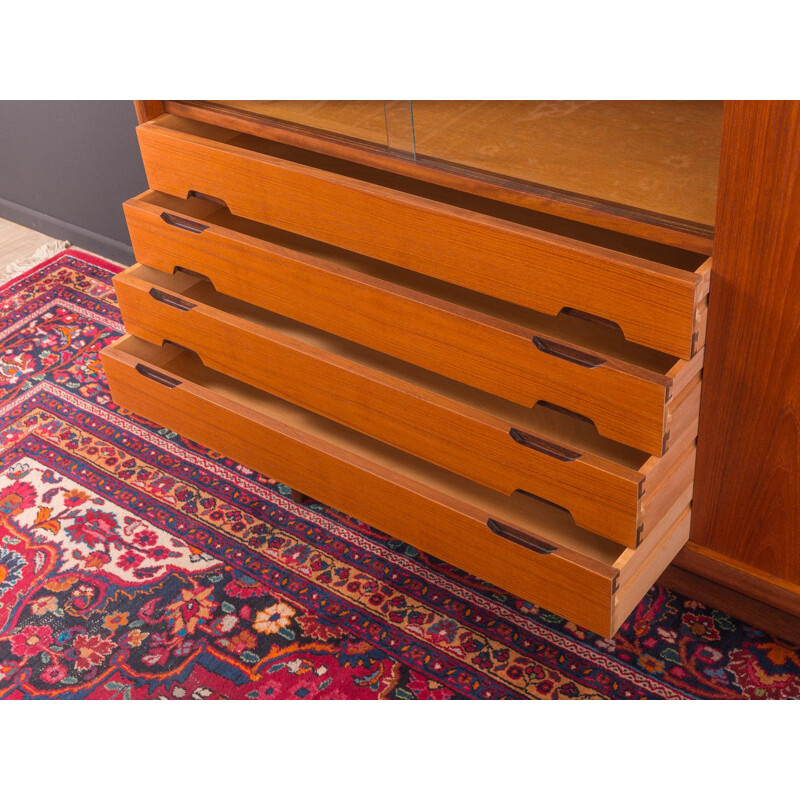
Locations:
688;101;800;584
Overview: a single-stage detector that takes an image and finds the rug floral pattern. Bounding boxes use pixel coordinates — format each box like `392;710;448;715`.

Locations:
0;250;798;699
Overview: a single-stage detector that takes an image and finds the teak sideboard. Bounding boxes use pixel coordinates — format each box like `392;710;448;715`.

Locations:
100;100;800;641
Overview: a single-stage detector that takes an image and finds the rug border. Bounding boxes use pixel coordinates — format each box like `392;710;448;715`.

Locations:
0;247;124;292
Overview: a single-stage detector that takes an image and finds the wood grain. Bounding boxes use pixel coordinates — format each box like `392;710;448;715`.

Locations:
133;101;165;124
660;565;800;645
614;505;691;630
640;430;697;531
124;191;700;455
115;263;699;546
689;101;800;586
164;100;716;254
102;335;619;635
102;335;696;638
675;543;800;617
137;114;708;359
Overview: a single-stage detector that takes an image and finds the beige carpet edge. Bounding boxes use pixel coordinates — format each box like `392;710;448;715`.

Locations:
0;239;71;286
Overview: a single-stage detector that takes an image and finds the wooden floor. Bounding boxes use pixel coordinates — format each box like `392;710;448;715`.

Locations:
0;217;59;272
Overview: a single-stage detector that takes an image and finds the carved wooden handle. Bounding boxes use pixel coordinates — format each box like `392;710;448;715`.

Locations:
533;336;606;368
160;212;208;234
487;518;556;555
509;428;581;462
148;287;196;312
186;190;228;208
174;266;212;282
135;363;181;388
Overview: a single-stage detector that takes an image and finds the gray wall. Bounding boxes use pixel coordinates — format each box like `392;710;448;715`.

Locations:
0;101;147;264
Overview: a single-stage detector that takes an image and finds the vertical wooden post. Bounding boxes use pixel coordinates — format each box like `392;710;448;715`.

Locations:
668;101;800;624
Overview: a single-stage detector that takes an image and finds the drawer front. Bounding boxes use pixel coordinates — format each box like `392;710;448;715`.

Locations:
114;264;650;546
124;194;693;456
100;336;691;637
137;115;709;360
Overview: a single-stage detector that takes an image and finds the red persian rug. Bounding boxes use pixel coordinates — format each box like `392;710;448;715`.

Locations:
1;249;799;700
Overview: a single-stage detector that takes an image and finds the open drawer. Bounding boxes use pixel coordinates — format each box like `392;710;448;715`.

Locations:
124;191;703;456
115;263;698;548
100;335;692;638
136;113;711;360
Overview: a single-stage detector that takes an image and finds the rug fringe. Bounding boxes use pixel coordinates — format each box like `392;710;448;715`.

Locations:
0;239;70;287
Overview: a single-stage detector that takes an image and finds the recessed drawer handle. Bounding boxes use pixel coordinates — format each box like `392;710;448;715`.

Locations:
487;518;556;555
134;363;181;388
160;211;209;234
174;266;211;282
560;307;622;332
533;336;606;368
148;287;196;312
186;190;229;209
509;428;581;462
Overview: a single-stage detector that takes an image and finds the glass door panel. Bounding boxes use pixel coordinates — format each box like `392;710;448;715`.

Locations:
210;101;390;147
199;100;723;228
383;100;416;156
407;100;723;226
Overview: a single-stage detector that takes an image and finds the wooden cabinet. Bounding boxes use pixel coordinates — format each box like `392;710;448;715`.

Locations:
102;100;799;640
